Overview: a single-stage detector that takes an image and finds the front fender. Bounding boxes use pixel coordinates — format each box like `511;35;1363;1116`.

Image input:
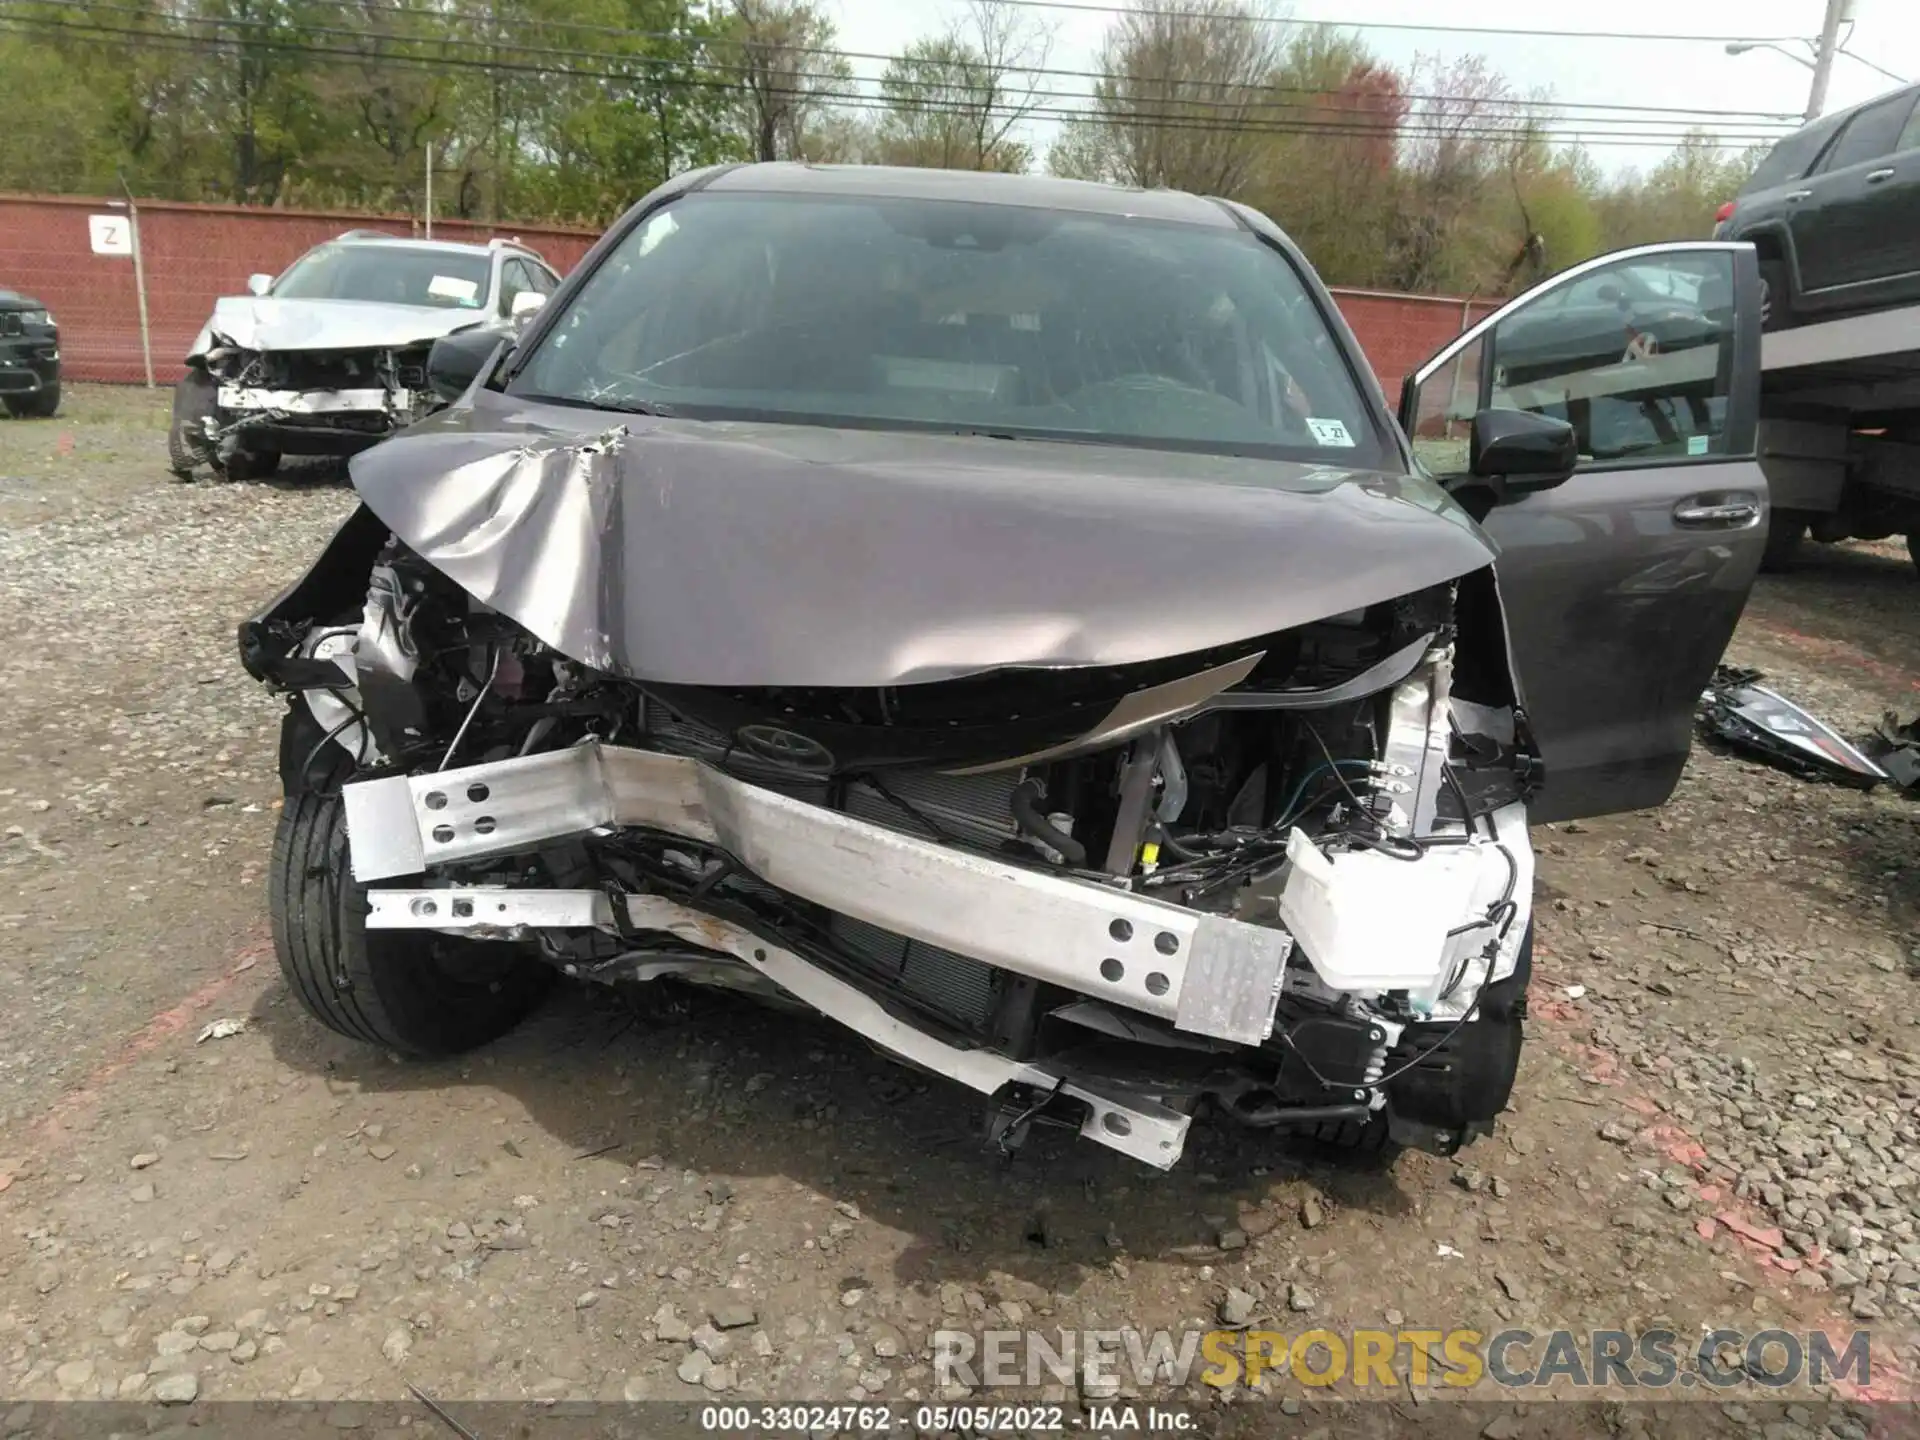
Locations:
236;503;389;685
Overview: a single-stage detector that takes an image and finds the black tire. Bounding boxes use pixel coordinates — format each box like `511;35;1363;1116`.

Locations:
224;448;282;482
270;786;553;1057
1296;921;1534;1156
3;383;58;418
1757;256;1793;331
1296;1112;1397;1155
1761;509;1809;572
168;371;218;478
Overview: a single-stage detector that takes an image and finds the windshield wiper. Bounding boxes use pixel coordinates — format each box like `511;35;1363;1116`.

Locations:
944;426;1109;447
594;398;674;417
516;391;674;417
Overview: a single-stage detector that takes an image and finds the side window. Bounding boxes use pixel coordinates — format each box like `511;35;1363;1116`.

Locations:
1408;334;1483;478
528;262;559;296
498;259;532;316
1412;251;1737;477
1899;99;1920;153
1744;123;1834;191
1819;94;1917;172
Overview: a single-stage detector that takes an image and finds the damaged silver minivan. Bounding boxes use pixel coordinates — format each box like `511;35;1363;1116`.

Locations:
238;164;1768;1168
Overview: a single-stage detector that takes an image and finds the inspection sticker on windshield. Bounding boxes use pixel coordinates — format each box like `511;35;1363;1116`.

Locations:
427;274;479;303
1307;417;1356;447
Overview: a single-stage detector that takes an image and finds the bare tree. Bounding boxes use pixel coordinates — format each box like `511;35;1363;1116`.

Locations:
1047;0;1288;197
1386;55;1536;293
876;0;1053;172
714;0;844;162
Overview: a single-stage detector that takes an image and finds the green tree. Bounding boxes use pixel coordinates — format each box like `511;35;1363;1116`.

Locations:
1245;30;1407;287
1596;131;1763;247
712;0;843;162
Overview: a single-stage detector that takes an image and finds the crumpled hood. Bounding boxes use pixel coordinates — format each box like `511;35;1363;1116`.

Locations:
191;296;486;356
349;391;1498;688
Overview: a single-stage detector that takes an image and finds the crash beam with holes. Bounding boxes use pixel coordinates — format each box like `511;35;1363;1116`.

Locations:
365;885;1193;1169
342;739;1291;1047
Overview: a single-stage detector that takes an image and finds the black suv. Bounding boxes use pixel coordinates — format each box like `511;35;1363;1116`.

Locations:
1716;81;1920;329
0;287;60;418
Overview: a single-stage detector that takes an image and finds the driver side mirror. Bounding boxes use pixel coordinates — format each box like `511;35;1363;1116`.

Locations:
427;328;508;403
1470;408;1578;497
509;289;547;321
246;273;273;297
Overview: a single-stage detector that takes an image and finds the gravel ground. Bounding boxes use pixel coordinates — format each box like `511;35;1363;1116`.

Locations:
0;387;1916;1433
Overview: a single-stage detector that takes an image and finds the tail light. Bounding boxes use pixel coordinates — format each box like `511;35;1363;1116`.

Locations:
1715;200;1736;224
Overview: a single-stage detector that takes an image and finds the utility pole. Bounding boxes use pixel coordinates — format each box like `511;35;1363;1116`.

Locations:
1804;0;1847;121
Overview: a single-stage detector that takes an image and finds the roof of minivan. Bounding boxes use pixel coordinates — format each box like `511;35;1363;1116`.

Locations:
704;163;1238;228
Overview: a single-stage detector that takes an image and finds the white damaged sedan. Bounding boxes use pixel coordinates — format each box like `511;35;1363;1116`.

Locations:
169;232;560;481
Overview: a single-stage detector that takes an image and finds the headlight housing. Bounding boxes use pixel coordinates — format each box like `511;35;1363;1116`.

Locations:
20;310;52;329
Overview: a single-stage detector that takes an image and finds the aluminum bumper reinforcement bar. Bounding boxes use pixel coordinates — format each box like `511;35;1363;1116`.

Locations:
342;740;1289;1047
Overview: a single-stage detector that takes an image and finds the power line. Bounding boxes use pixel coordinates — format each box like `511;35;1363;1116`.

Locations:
978;0;1802;46
3;15;1795;149
10;7;1802;145
20;0;1805;122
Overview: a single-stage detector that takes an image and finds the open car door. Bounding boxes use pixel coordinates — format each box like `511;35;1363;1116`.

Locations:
1400;242;1765;823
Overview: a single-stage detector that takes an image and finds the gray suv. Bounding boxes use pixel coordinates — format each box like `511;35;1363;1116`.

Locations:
1715;82;1920;328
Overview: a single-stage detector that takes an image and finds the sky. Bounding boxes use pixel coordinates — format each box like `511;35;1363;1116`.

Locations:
814;0;1916;176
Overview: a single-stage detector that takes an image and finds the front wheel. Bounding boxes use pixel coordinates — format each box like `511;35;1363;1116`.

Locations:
223;447;282;482
270;786;552;1057
1757;257;1793;331
168;371;219;478
1292;922;1532;1158
3;383;58;418
1761;509;1809;572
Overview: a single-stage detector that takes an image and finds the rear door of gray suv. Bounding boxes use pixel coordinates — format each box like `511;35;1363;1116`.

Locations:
1400;242;1764;824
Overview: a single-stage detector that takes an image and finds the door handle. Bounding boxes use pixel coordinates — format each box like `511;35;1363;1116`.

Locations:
1785;189;1813;202
1673;494;1761;528
1866;167;1896;184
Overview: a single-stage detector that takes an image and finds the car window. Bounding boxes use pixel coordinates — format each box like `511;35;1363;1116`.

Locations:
272;244;490;309
1407;334;1483;476
1899;100;1920;153
513;193;1385;466
1819;92;1919;172
1741;117;1846;192
1412;252;1737;474
527;261;559;295
499;259;533;315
